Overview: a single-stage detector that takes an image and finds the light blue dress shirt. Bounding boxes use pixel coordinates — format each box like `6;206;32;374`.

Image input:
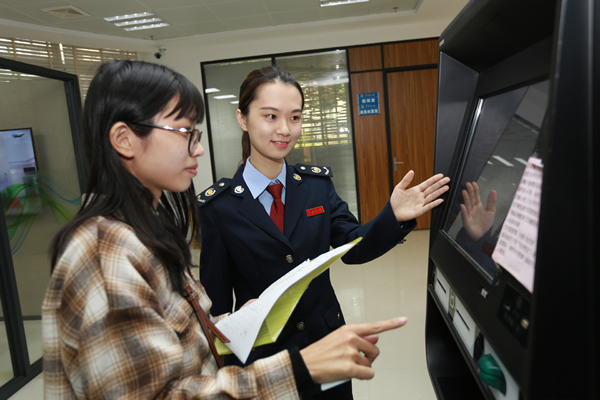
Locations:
242;157;287;215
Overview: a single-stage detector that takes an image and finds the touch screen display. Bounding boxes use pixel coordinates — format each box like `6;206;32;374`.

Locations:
443;80;550;279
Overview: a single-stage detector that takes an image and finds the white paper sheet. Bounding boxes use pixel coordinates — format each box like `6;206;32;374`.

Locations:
321;379;349;392
215;240;360;363
492;156;543;292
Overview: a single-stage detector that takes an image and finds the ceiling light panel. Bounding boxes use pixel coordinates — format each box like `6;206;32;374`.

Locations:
123;23;170;31
104;12;170;33
320;0;369;7
104;12;155;22
114;18;162;27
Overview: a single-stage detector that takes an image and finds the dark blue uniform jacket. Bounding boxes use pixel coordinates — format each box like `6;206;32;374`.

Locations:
197;163;416;366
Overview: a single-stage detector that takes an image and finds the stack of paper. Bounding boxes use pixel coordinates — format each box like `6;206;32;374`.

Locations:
214;238;362;363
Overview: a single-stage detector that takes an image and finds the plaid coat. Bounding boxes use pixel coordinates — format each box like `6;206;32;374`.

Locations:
43;216;299;399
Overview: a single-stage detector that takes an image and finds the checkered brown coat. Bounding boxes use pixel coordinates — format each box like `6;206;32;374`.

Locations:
42;216;299;399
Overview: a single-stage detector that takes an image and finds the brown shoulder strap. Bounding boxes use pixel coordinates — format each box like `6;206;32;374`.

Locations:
183;284;230;368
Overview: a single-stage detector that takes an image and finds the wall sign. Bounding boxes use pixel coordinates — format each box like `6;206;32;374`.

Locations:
358;92;380;115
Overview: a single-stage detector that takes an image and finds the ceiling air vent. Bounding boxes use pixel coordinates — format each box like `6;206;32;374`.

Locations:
42;6;90;19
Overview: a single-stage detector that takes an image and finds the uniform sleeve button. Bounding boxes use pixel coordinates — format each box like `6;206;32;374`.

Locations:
285;254;294;264
296;322;306;331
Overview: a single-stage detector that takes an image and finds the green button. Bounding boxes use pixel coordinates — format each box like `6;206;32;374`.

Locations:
478;354;507;395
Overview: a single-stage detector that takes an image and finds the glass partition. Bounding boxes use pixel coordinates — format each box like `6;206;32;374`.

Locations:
276;51;357;215
203;58;272;180
0;295;14;386
1;76;80;363
0;58;82;397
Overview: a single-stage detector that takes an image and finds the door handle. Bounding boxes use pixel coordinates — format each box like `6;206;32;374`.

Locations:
393;157;404;172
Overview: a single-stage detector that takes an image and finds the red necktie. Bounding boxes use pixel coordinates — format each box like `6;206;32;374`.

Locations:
266;183;284;233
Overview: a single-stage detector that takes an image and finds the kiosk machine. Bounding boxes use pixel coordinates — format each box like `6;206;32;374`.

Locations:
426;0;598;399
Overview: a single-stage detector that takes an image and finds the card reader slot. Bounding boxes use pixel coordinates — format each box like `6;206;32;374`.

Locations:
455;308;471;332
437;278;447;293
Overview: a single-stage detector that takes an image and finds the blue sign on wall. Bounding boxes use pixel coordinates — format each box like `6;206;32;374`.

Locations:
358;92;380;115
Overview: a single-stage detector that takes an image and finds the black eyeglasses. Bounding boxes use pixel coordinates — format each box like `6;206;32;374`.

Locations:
129;122;202;154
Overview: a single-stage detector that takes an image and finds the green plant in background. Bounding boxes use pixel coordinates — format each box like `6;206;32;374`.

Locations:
1;173;81;254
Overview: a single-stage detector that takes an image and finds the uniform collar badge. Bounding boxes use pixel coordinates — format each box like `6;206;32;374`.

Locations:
234;185;245;194
293;174;301;181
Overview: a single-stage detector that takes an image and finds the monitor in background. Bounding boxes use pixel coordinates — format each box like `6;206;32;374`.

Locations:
0;127;39;192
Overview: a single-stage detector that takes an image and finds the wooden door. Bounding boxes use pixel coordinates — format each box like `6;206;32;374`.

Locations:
351;71;391;224
387;68;438;229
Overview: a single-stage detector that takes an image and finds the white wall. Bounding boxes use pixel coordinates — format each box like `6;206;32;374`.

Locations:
0;0;468;191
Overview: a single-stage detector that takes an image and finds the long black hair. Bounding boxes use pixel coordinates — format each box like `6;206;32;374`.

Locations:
51;60;204;293
238;65;304;168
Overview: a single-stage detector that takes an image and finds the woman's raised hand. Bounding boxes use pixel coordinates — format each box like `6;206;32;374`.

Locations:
390;170;451;222
300;317;408;384
460;181;497;241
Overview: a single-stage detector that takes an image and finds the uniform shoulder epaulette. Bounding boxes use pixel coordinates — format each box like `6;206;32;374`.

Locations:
293;163;334;178
196;178;231;206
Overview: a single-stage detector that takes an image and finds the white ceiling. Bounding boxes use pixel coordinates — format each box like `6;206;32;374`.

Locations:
0;0;422;41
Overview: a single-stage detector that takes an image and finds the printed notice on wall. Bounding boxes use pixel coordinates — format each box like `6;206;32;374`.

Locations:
492;156;543;292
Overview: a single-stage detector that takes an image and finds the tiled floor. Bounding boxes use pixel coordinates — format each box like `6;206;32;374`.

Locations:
8;229;436;399
334;229;436;400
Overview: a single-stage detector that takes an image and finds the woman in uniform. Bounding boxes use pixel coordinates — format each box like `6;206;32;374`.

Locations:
198;65;450;399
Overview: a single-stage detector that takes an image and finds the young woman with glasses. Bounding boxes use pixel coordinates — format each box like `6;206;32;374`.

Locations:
43;60;407;399
197;65;450;399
